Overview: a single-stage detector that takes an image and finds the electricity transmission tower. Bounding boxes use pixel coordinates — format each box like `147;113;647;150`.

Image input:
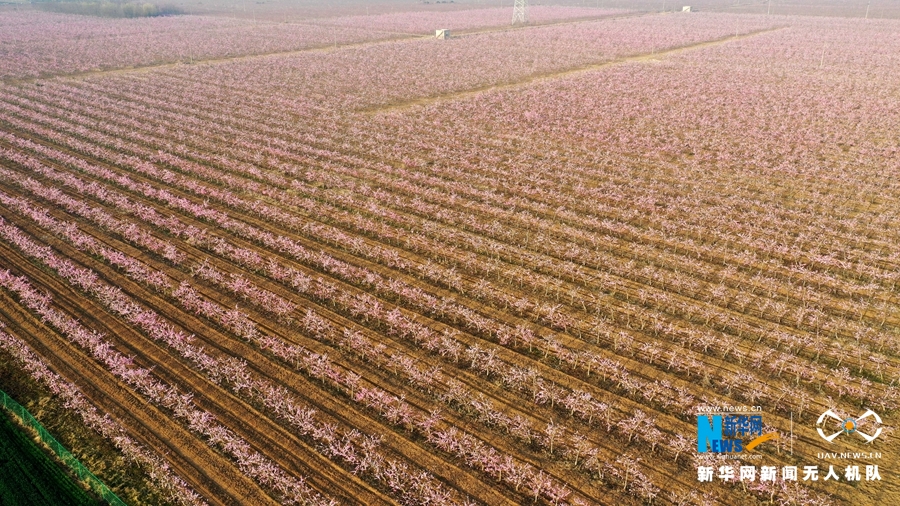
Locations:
512;0;528;25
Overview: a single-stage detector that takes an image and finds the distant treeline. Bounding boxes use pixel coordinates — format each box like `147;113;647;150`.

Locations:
35;0;182;17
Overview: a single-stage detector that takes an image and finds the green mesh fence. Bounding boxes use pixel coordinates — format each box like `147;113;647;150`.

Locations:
0;389;127;506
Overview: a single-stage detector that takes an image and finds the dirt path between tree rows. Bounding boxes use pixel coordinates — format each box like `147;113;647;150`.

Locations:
0;248;271;506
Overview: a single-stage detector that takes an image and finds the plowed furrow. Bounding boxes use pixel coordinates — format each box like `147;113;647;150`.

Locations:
0;251;270;506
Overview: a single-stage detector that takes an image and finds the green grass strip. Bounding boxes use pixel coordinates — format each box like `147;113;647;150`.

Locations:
0;389;127;505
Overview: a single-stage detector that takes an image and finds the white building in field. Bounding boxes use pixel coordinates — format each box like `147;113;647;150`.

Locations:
435;29;450;39
683;6;693;12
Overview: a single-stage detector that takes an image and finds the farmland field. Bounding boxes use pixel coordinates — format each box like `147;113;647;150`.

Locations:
0;1;898;505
